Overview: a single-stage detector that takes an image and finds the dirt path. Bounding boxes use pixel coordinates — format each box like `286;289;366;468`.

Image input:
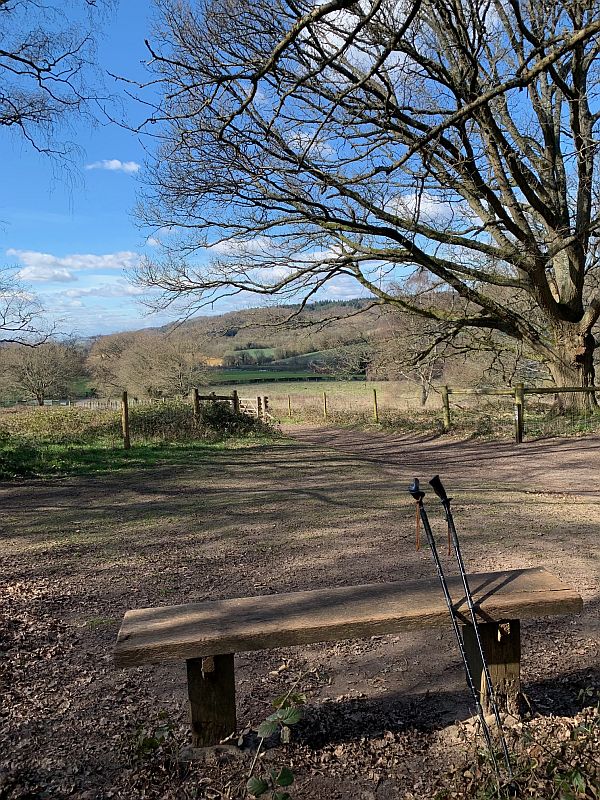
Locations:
1;428;598;799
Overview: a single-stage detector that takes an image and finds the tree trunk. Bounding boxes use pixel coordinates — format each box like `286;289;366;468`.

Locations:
546;328;597;413
36;395;44;406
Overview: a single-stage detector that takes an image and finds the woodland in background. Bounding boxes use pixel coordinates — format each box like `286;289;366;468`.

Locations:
0;298;553;404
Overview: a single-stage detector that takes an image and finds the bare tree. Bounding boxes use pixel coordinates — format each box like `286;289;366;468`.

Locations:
87;330;208;398
0;340;83;405
0;0;110;155
370;311;447;405
135;0;600;409
0;269;53;344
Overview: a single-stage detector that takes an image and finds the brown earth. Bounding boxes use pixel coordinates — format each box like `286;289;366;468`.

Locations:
1;426;599;799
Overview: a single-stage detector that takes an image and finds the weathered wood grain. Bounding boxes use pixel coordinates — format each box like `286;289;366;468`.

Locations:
187;654;236;747
463;619;521;715
114;567;582;668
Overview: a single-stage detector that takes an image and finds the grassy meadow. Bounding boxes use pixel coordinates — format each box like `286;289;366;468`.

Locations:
207;378;600;440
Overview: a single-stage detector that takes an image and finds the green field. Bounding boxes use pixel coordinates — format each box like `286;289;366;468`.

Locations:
207;368;349;384
204;379;433;425
225;347;276;358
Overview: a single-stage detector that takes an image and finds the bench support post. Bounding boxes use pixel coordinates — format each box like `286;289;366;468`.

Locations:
462;619;521;717
186;654;236;747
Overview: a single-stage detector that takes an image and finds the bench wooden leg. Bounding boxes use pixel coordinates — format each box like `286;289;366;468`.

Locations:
462;619;521;717
186;654;236;747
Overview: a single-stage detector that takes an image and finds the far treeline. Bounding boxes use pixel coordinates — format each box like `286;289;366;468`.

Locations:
0;297;557;406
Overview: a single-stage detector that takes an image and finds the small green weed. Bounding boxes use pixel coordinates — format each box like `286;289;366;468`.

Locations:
134;713;177;759
246;684;306;799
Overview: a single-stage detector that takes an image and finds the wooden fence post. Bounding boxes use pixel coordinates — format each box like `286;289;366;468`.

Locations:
257;396;263;420
232;390;240;413
514;382;525;444
121;391;131;450
288;394;292;418
441;386;451;432
323;391;328;420
193;387;200;421
373;388;379;423
263;396;269;418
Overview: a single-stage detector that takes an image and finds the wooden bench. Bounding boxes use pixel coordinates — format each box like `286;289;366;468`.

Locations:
114;567;582;747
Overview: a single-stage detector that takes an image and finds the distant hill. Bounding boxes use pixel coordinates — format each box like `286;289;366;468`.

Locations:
99;299;385;369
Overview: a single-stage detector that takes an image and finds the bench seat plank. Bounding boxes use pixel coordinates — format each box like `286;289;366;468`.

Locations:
114;567;582;668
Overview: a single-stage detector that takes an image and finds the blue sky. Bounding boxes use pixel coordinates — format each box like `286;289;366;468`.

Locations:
1;1;160;337
0;2;155;336
0;1;365;339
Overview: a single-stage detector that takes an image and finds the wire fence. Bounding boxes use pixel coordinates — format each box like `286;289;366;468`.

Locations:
9;381;600;444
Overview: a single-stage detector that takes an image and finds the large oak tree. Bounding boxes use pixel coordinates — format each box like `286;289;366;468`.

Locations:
137;0;600;405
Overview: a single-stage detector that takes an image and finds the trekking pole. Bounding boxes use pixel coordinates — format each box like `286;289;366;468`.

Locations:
408;478;500;778
429;474;513;778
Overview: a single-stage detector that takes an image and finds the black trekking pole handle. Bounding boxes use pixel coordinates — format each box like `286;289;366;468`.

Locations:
429;475;513;778
408;479;499;773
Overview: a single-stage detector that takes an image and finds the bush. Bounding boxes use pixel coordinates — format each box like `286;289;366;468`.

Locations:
129;400;269;441
0;401;273;479
128;401;196;441
0;401;270;446
0;407;120;444
198;401;269;436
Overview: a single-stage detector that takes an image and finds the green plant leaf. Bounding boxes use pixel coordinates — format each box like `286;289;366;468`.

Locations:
246;776;269;797
277;706;302;726
274;767;294;787
272;693;291;710
257;719;279;739
273;793;291;800
272;691;306;710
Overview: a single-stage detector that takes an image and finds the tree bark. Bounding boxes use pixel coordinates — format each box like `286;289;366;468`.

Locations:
546;326;598;412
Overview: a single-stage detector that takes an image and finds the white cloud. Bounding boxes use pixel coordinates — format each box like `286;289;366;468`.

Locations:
288;130;335;159
209;235;272;256
0;290;36;301
7;249;141;281
50;297;84;310
64;281;145;299
145;226;176;248
320;274;368;300
387;192;456;224
85;159;140;174
17;266;77;282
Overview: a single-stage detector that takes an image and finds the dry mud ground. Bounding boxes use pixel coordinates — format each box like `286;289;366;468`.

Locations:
1;426;599;799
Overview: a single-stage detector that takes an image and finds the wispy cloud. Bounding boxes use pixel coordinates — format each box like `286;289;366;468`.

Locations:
85;159;140;174
209;235;273;256
17;266;77;282
7;249;141;282
64;281;145;299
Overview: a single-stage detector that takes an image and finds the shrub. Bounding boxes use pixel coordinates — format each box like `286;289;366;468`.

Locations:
0;407;120;444
198;400;268;436
0;401;270;446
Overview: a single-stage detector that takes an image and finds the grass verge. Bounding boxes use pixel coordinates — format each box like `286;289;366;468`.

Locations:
0;403;278;479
